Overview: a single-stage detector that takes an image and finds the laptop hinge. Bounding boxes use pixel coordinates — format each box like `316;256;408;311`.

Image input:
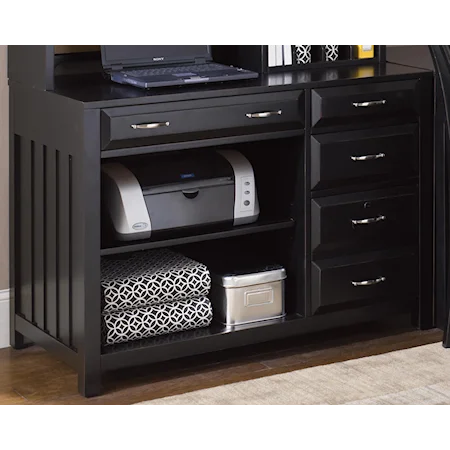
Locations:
110;64;123;71
195;57;207;64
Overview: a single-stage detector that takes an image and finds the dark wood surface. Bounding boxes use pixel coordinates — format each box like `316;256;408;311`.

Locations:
0;319;442;405
51;63;431;109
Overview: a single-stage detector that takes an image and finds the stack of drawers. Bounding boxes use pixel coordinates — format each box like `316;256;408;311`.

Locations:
308;79;421;315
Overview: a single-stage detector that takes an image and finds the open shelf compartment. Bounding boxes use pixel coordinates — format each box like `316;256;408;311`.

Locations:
101;136;303;255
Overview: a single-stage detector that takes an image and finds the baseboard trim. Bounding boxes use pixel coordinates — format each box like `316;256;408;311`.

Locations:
0;288;10;349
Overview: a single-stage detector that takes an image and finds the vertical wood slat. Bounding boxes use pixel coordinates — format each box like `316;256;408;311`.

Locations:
19;139;34;322
33;143;46;330
58;153;72;346
45;148;58;337
10;133;26;348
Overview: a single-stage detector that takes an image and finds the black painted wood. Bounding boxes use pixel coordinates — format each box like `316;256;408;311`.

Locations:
311;249;418;315
19;137;33;323
311;79;420;129
101;219;295;256
73;109;103;397
101;90;305;151
51;63;430;109
215;46;386;74
8;47;435;397
101;129;304;159
9;89;26;348
15;315;78;369
417;76;435;330
58;152;72;346
310;125;419;191
32;143;46;330
8;46;54;91
311;186;418;257
45;147;58;338
434;81;448;330
101;301;410;372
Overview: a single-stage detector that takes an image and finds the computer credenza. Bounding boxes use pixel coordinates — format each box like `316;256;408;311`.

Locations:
8;46;435;397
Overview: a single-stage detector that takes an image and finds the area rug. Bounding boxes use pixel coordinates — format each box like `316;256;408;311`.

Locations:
137;343;450;405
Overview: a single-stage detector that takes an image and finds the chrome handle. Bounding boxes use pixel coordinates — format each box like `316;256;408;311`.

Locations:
131;121;170;130
352;276;386;287
351;153;385;162
246;110;282;119
352;100;387;108
351;215;386;226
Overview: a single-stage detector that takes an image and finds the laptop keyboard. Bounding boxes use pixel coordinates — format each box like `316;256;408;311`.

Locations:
124;63;229;77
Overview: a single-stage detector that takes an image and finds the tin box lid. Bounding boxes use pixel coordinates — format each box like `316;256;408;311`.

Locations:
211;265;287;288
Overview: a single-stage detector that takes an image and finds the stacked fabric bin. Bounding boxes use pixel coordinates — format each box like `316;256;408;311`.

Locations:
101;249;213;345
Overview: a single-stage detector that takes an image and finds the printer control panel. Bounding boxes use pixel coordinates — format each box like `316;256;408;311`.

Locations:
216;149;260;226
240;176;255;212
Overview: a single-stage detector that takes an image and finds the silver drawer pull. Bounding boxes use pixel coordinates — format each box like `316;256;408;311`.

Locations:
246;110;282;119
351;153;385;162
352;100;387;108
351;215;386;226
352;276;386;287
131;121;170;130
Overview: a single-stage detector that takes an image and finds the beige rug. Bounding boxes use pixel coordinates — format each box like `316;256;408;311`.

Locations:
137;343;450;405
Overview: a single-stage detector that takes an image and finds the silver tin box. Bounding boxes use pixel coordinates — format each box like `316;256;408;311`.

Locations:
210;266;286;326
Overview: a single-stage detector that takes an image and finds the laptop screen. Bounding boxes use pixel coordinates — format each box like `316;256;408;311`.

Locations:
101;45;211;69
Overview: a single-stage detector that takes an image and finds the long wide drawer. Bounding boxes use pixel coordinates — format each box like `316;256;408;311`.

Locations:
311;186;418;256
311;80;420;129
310;124;419;191
311;250;418;315
101;90;305;150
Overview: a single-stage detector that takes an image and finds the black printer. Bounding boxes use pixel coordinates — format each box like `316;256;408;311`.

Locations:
102;150;260;241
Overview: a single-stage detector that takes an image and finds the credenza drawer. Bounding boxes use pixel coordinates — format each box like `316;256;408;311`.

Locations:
310;125;419;190
311;80;420;129
311;187;418;256
311;251;418;314
101;90;305;150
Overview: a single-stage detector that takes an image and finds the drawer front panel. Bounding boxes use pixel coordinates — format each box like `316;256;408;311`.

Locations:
311;125;419;190
311;187;418;256
311;252;418;314
311;80;420;129
101;91;304;150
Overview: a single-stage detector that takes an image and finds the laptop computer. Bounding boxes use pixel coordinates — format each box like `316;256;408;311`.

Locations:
101;45;259;89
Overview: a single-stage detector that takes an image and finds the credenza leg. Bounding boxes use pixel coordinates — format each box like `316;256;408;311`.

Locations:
78;370;103;398
10;330;31;350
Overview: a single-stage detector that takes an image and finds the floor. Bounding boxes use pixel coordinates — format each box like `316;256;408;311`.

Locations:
0;318;444;405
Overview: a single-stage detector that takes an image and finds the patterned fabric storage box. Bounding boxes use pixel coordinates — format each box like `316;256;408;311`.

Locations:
294;45;312;65
102;297;213;345
101;249;211;313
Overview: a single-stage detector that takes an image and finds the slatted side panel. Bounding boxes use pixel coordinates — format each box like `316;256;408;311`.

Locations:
19;138;33;323
16;139;76;349
45;147;58;337
33;143;46;330
58;154;73;346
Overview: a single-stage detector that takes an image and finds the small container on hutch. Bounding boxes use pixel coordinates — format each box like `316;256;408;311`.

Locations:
210;265;287;326
354;45;375;59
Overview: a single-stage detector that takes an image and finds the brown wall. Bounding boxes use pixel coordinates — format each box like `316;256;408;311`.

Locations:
387;45;433;70
0;45;8;290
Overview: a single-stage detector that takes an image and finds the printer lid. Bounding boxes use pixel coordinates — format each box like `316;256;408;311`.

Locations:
123;152;234;193
101;45;213;70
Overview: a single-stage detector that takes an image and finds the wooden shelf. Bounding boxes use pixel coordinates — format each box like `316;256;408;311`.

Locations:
101;300;411;371
101;218;295;256
100;129;304;159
